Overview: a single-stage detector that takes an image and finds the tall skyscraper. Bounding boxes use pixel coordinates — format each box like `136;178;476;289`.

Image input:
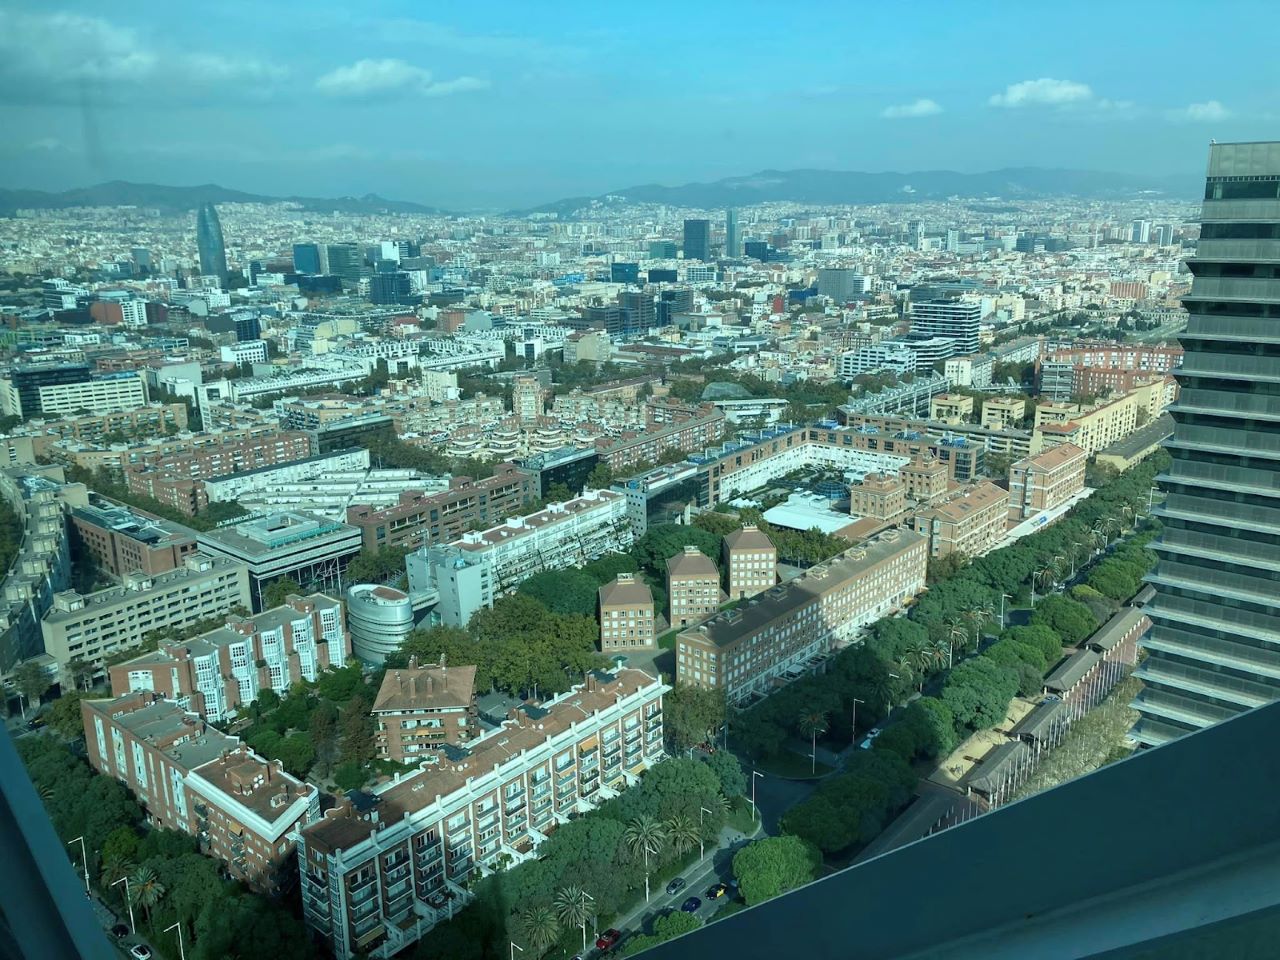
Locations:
292;243;322;274
326;243;364;282
725;209;739;258
683;219;710;262
195;203;228;286
1130;219;1152;243
909;299;981;355
1132;140;1280;746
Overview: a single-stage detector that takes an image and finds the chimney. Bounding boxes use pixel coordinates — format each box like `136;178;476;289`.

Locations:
408;655;418;670
586;674;597;693
425;674;434;696
409;675;418;699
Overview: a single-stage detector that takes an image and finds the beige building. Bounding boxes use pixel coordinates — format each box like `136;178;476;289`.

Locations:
1032;381;1171;456
911;481;1011;558
850;472;907;521
598;573;656;650
930;394;975;425
676;530;928;703
900;456;949;504
1008;443;1088;521
372;659;479;761
666;546;720;626
41;553;252;669
722;524;777;600
982;397;1026;430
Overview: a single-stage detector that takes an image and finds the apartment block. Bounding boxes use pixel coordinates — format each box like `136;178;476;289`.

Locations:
49;423;288;473
1032;381;1175;457
108;593;349;722
81;692;318;893
448;489;632;594
899;456;950;504
598;573;656;651
595;408;726;472
676;530;928;703
722;524;777;600
17;372;149;419
850;472;907;521
911;481;1011;558
345;464;535;552
372;659;479;761
929;394;975;425
69;502;199;578
41;553;252;669
1008;443;1087;522
667;546;720;626
296;669;667;960
982;397;1026;430
31;403;189;443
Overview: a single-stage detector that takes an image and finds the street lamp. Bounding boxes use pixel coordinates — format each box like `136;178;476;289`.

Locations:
112;877;135;935
699;806;713;858
510;941;524;960
850;697;865;746
579;891;596;951
67;836;89;891
750;770;763;822
1000;593;1012;628
164;922;186;960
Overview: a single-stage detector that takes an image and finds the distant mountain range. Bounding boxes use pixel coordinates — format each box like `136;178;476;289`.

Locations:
518;166;1198;216
0;181;444;217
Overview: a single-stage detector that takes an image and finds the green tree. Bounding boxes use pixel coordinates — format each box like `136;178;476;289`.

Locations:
517;569;602;617
553;885;592;952
15;661;51;714
797;709;829;774
262;577;301;610
64;657;95;692
665;814;700;858
46;691;86;739
664;685;726;752
703;748;746;798
941;658;1019;733
309;701;339;777
519;904;560;954
622;815;667;899
340;695;376;767
731;835;817;906
129;863;166;925
1031;595;1098;646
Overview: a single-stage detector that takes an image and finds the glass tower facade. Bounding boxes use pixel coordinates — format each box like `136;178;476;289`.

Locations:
725;208;739;258
683;219;710;262
195;203;228;285
1132;141;1280;746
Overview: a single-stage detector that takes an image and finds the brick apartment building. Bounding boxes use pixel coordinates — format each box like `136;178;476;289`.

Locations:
371;659;479;761
296;669;667;960
70;502;199;578
82;692;319;893
850;472;907;521
594;407;725;473
676;530;928;703
345;464;535;552
667;546;721;626
108;593;350;722
598;572;657;650
911;481;1011;558
722;524;777;600
1008;443;1088;522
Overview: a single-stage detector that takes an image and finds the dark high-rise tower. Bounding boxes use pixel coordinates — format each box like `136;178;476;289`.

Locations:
683;219;710;262
195;203;228;285
1132;141;1280;747
725;209;739;258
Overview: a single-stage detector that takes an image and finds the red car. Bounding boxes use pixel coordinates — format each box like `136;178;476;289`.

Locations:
595;929;622;951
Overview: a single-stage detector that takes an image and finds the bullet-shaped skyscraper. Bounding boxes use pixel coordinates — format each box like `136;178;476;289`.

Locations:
1132;141;1280;746
196;203;228;286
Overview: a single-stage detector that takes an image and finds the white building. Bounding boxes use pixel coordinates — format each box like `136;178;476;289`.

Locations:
220;340;269;366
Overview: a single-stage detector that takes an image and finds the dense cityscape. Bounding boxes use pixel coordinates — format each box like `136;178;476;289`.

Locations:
0;6;1276;959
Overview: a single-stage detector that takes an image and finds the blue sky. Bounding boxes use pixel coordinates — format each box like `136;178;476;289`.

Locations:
0;0;1273;208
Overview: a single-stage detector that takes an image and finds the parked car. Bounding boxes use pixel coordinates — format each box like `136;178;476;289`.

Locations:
705;882;729;900
858;727;884;750
26;716;45;731
680;896;702;913
110;924;129;938
665;877;686;896
129;947;153;960
596;929;622;951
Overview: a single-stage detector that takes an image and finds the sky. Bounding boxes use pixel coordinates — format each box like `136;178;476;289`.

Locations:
0;0;1274;209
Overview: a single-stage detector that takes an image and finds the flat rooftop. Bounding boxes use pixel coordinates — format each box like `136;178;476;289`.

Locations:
197;511;359;557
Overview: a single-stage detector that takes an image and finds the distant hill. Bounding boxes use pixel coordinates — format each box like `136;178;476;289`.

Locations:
0;180;445;216
517;166;1198;216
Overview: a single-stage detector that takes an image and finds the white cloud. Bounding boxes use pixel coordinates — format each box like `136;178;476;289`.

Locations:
1172;100;1230;122
882;98;943;119
315;58;487;99
988;78;1093;108
0;10;284;104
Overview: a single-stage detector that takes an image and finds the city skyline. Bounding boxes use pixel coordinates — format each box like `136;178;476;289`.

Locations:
0;1;1275;207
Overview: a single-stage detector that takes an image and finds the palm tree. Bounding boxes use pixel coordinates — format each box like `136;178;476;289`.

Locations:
926;639;951;672
553;885;592;951
797;709;829;774
101;854;135;891
895;655;918;690
666;815;700;858
907;643;934;677
129;864;165;925
866;673;896;716
520;905;560;954
623;815;667;902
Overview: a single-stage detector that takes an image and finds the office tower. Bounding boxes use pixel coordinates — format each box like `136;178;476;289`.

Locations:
817;268;871;302
1156;224;1176;246
195;203;228;285
647;268;678;283
725;208;740;257
292;243;322;274
369;272;412;305
909;299;981;355
325;243;364;282
683;219;711;262
234;313;261;342
744;240;770;261
619;290;656;339
945;228;960;253
1130;219;1152;243
131;247;152;271
1133;141;1280;746
648;240;677;259
610;262;639;283
395;239;420;260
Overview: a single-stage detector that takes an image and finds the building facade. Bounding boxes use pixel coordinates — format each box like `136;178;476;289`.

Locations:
676;530;928;703
346;584;415;665
69;503;199;578
598;573;656;651
372;660;478;760
1007;443;1087;521
296;669;667;960
667;546;720;626
911;481;1011;558
722;524;777;600
850;472;907;521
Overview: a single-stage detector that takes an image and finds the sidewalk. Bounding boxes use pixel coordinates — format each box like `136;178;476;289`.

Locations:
608;822;763;943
